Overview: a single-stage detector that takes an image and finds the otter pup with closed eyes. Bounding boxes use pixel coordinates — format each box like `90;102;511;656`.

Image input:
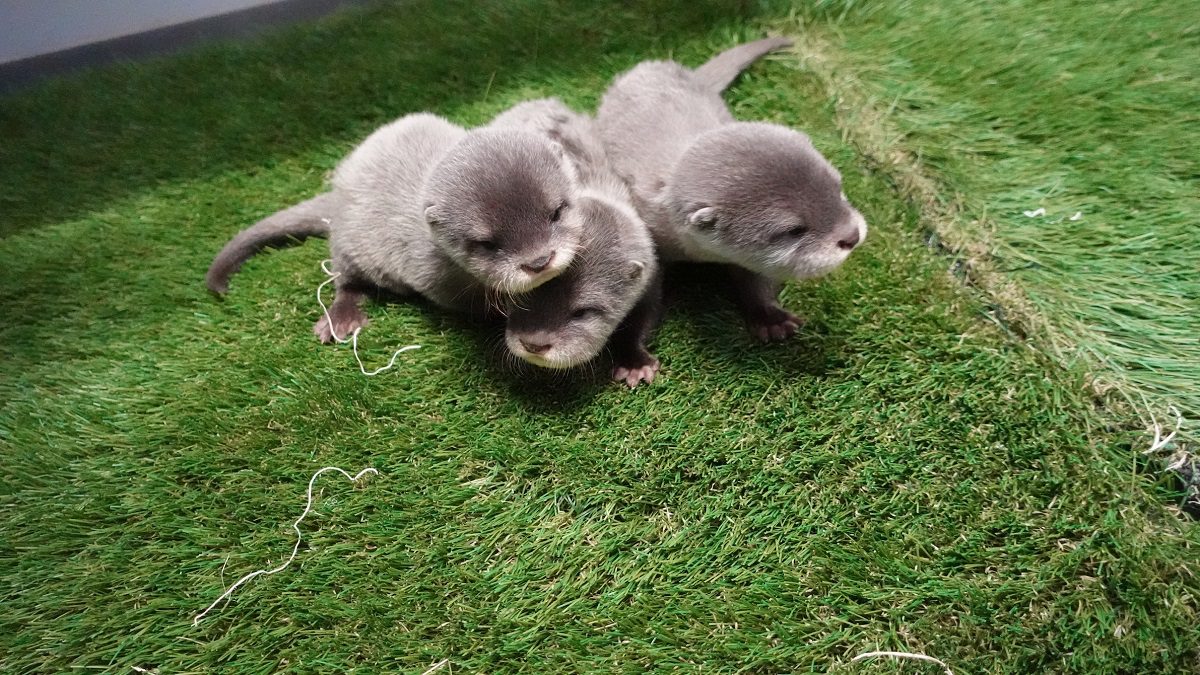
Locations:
488;98;662;387
205;111;584;342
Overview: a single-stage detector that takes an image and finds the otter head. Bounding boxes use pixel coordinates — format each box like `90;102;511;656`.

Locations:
666;122;866;280
505;197;655;370
423;128;582;294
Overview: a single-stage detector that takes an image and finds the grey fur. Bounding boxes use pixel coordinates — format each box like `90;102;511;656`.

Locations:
597;37;867;339
205;192;338;295
328;113;483;312
205;111;583;343
505;196;658;372
489;98;612;193
693;35;794;92
491;99;662;384
422;127;582;294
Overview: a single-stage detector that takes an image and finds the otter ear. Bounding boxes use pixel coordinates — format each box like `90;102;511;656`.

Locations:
629;260;646;281
424;204;441;227
553;144;580;183
687;207;717;229
552;139;571;162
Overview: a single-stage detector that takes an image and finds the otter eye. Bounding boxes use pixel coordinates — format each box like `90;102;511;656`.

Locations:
787;225;808;238
571;306;603;320
473;239;498;252
550;202;568;223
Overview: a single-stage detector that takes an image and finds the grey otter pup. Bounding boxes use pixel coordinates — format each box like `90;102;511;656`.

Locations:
490;99;663;387
205;112;583;342
422;127;582;295
597;37;867;342
504;196;660;387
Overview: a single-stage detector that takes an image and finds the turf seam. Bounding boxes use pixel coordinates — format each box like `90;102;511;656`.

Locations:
777;23;1197;498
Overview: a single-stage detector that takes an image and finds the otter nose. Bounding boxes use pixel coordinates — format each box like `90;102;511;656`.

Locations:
520;339;552;355
837;228;861;250
521;251;555;274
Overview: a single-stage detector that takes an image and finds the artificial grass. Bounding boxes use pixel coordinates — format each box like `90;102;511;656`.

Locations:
1;1;1197;673
777;0;1200;424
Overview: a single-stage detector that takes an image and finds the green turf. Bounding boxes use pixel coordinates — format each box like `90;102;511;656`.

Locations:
1;1;1198;673
777;0;1200;424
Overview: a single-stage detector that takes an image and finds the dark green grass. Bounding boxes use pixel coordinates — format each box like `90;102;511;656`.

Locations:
1;1;1198;673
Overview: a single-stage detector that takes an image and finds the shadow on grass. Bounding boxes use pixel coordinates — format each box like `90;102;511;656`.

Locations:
445;312;612;413
659;263;850;379
0;0;756;238
447;263;859;411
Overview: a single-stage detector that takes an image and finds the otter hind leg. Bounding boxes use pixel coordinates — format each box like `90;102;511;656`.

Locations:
315;276;373;344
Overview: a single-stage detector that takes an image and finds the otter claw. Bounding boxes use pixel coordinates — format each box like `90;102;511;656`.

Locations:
612;358;660;389
313;313;369;344
752;320;799;342
749;308;803;343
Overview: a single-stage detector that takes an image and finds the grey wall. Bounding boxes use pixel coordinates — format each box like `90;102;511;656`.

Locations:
0;0;288;64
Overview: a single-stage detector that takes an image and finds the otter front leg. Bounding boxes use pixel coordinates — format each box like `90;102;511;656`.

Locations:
314;277;372;344
727;266;803;342
610;269;664;388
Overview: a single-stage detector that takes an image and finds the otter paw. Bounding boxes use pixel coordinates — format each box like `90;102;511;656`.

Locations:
313;312;368;344
748;306;804;343
613;352;660;389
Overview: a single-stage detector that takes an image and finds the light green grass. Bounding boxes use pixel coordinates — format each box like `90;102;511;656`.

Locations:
781;0;1200;424
1;1;1198;673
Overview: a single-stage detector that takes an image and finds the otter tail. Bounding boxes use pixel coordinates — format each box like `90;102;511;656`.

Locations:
692;36;793;93
205;192;338;294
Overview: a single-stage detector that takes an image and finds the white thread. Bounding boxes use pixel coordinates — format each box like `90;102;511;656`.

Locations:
1142;405;1182;455
1166;452;1192;472
1141;405;1193;474
851;651;954;675
1022;207;1046;217
317;259;420;376
422;659;451;674
1069;211;1083;221
192;466;379;626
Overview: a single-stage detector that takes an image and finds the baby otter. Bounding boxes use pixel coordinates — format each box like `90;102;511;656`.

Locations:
421;127;581;295
490;98;663;387
206;111;583;342
504;196;660;387
597;37;867;342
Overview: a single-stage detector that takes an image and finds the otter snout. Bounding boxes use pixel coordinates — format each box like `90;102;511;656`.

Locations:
507;326;600;370
837;229;860;250
521;251;556;274
779;208;868;280
505;245;574;293
835;210;867;251
508;327;560;365
519;339;552;355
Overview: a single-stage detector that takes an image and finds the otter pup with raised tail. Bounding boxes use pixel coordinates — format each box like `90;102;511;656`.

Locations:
597;37;867;342
490;98;662;387
205;112;583;342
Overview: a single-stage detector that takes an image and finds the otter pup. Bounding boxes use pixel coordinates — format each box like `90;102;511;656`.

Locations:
597;37;868;342
505;195;660;387
206;111;583;342
490;99;662;387
420;127;581;295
